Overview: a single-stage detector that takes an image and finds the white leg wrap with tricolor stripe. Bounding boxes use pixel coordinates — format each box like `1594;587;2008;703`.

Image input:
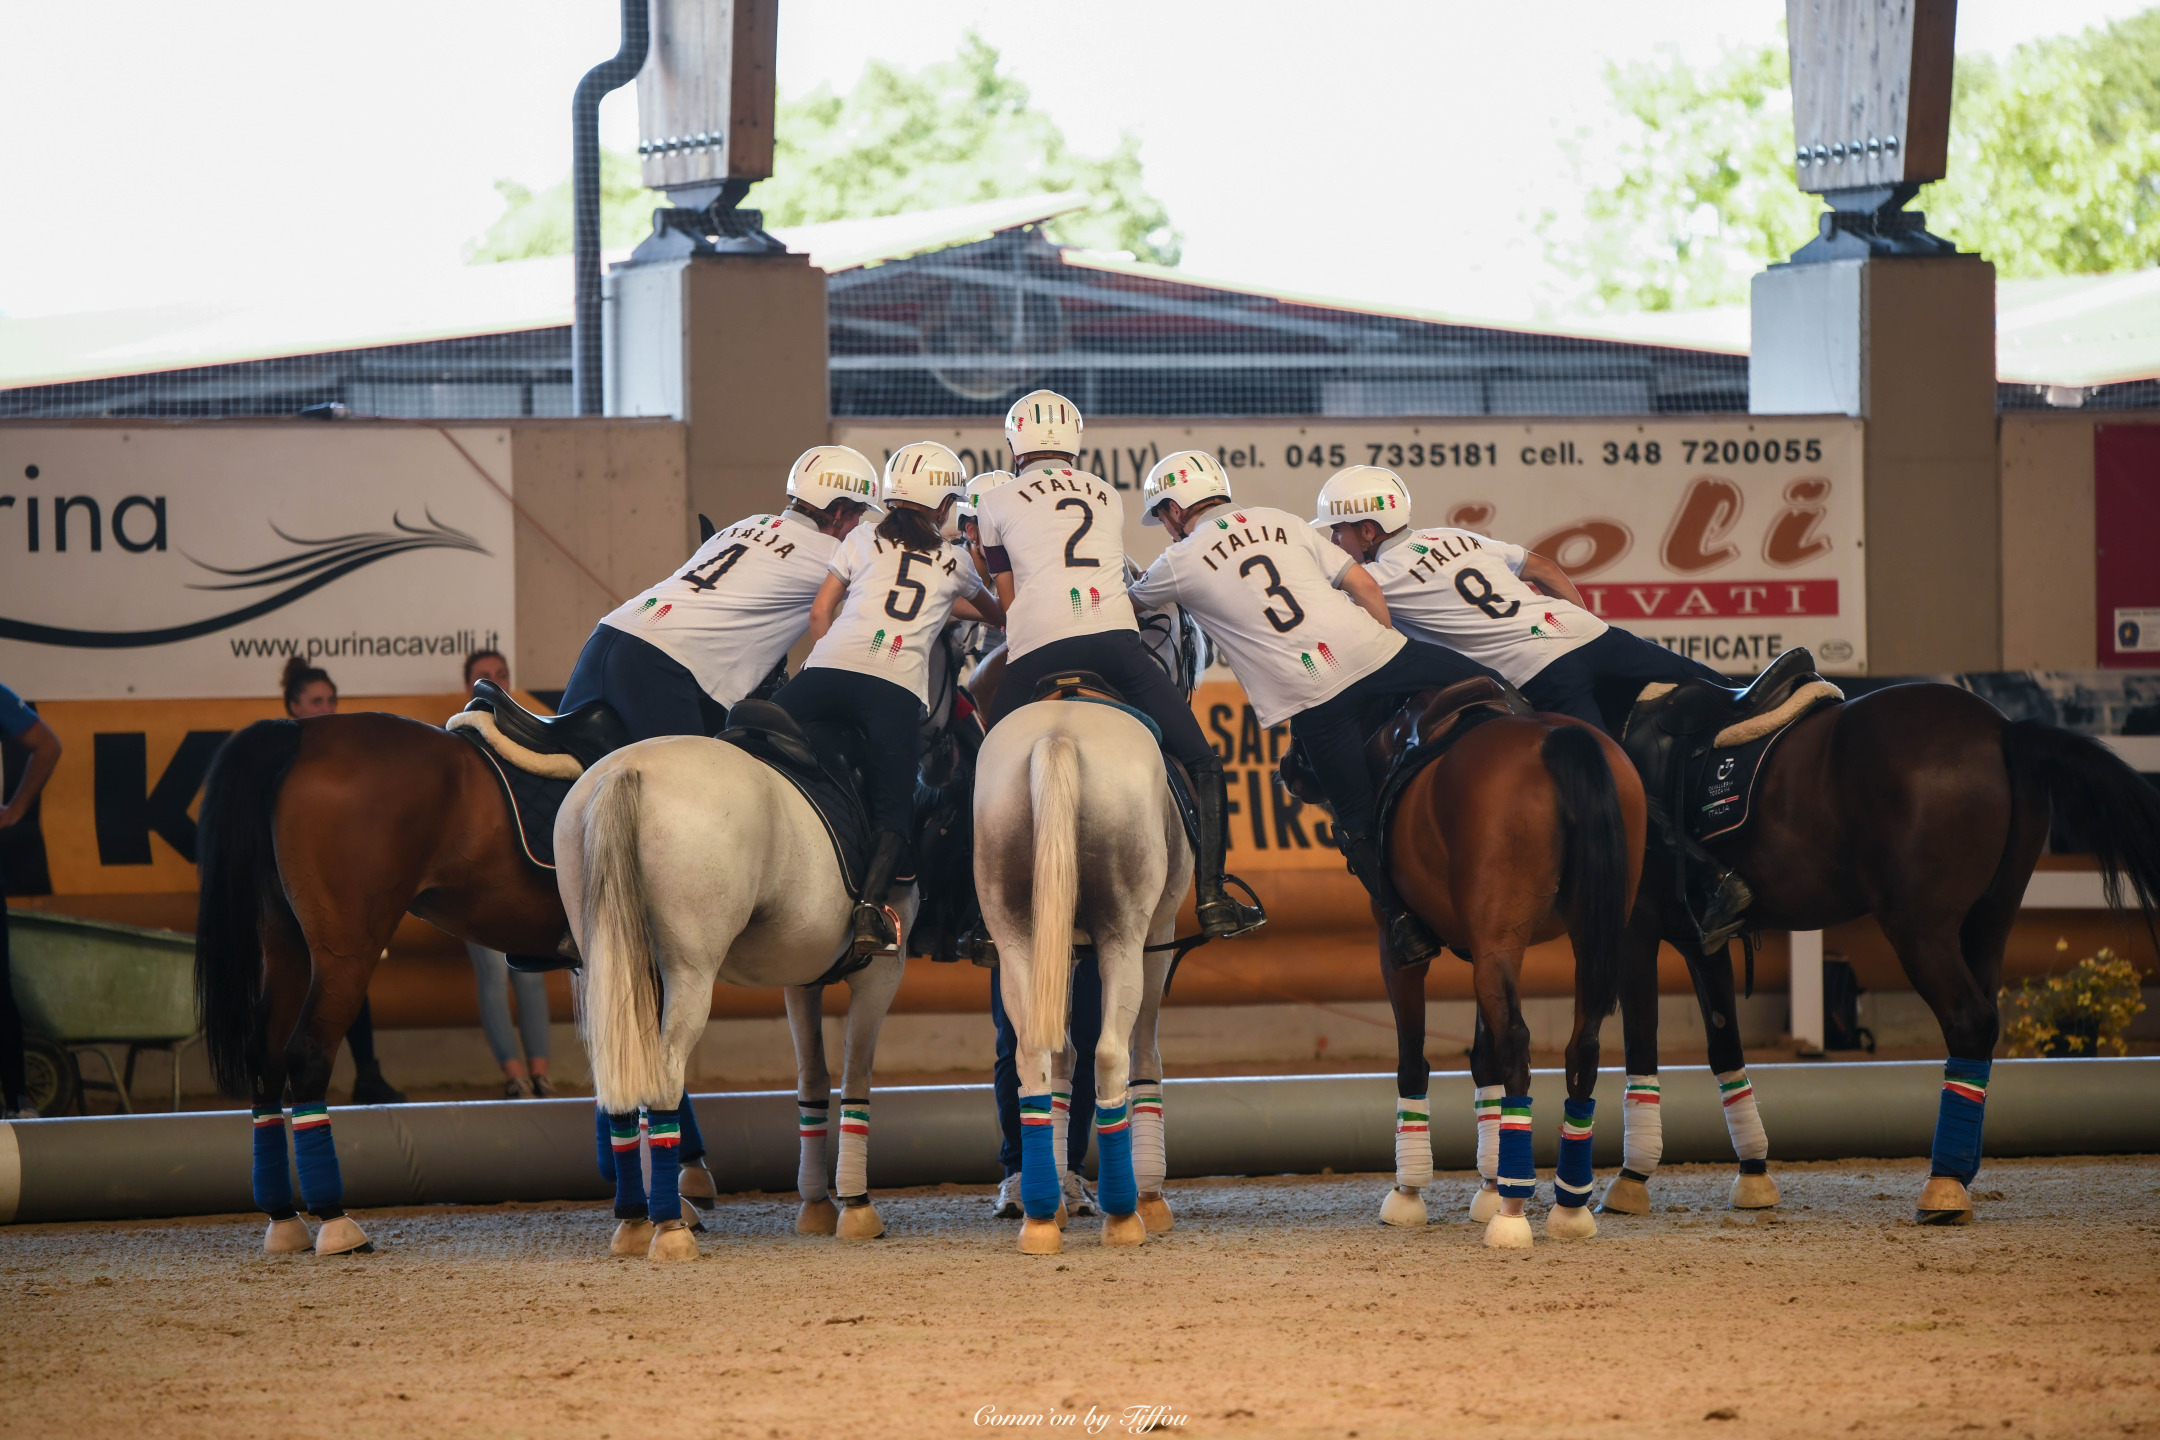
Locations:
1050;1088;1072;1187
797;1099;830;1201
1622;1074;1663;1177
834;1100;870;1199
1717;1068;1769;1163
1131;1082;1166;1194
1394;1095;1433;1190
1473;1085;1504;1186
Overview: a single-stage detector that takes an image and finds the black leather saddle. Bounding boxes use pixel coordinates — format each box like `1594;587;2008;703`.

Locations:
463;679;633;773
716;700;875;896
1619;645;1822;758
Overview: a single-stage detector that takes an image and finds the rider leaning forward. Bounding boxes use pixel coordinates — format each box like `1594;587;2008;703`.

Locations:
974;391;1265;942
560;447;881;738
772;442;1004;959
1129;451;1496;966
1312;463;1750;943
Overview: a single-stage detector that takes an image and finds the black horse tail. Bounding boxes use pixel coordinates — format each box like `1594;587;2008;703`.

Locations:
1542;724;1631;1019
194;719;304;1098
2002;719;2160;947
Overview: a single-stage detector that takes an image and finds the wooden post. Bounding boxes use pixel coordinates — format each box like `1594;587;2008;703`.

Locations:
636;0;779;192
1785;0;1956;192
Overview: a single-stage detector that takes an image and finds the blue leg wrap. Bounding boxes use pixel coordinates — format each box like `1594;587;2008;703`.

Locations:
251;1108;295;1219
677;1097;705;1166
289;1104;343;1217
1554;1098;1595;1209
1095;1102;1136;1216
1497;1095;1537;1201
608;1111;647;1220
1019;1096;1060;1220
594;1105;615;1181
1930;1058;1991;1186
645;1105;683;1225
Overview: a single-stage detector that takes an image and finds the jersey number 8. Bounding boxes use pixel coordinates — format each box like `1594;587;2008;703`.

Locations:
1453;566;1520;621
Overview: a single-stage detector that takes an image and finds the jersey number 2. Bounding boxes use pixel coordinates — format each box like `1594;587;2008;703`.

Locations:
681;543;748;591
885;550;931;621
1056;498;1099;568
1453;566;1520;621
1239;554;1306;633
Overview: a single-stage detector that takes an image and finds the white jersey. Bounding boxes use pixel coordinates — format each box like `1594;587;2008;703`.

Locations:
973;462;1137;659
1130;504;1403;727
1365;527;1606;686
598;510;838;707
803;524;989;705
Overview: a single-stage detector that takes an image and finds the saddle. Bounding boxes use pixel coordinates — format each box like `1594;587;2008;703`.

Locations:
1028;670;1197;848
1277;676;1533;828
456;679;633;775
717;699;877;904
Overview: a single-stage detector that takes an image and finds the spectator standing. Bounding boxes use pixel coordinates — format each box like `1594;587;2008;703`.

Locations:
459;650;556;1098
0;681;61;1118
278;658;406;1105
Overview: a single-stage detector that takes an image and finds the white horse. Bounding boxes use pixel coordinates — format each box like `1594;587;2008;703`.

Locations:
974;698;1190;1255
558;738;922;1262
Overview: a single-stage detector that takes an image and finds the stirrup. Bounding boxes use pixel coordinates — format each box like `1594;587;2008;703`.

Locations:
1195;873;1267;940
850;902;901;959
1385;907;1444;967
1693;870;1755;952
958;920;999;968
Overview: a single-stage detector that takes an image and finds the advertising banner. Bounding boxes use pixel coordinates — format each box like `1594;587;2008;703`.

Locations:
0;425;518;700
836;416;1867;675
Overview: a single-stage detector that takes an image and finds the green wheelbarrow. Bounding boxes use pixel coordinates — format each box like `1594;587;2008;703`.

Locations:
7;909;199;1116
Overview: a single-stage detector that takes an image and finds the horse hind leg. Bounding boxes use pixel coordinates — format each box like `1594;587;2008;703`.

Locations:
1545;982;1602;1241
253;921;312;1254
1599;913;1664;1217
1090;934;1150;1248
1130;944;1171;1233
640;971;721;1262
279;945;379;1257
1887;919;2001;1226
833;953;904;1242
1685;938;1777;1210
1467;941;1536;1251
784;984;837;1236
1379;946;1434;1229
1465;1009;1505;1224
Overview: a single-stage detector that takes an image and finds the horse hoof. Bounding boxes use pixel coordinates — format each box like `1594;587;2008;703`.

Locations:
1545;1204;1598;1240
1102;1212;1147;1247
679;1162;719;1211
647;1219;699;1262
1483;1212;1535;1250
837;1202;885;1241
1137;1192;1175;1233
797;1197;839;1235
313;1216;373;1256
1379;1186;1428;1228
1915;1175;1975;1225
1597;1176;1651;1216
1467;1185;1501;1223
680;1197;706;1231
264;1217;313;1254
610;1219;656;1257
1730;1171;1781;1209
1054;1202;1070;1231
1019;1218;1065;1255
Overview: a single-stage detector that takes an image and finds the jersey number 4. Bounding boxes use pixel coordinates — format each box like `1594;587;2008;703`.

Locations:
1239;554;1307;633
681;543;748;591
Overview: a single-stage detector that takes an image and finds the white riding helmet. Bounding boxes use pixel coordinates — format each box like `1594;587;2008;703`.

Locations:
882;441;969;511
787;445;883;513
1005;389;1083;459
1141;449;1233;527
1310;465;1413;532
957;469;1014;521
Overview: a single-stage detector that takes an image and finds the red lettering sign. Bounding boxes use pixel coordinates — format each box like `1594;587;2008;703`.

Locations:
1578;579;1839;619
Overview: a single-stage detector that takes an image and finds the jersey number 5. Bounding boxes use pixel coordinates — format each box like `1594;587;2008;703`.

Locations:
1056;497;1099;568
885;550;931;622
681;543;748;591
1453;566;1520;620
1238;554;1307;633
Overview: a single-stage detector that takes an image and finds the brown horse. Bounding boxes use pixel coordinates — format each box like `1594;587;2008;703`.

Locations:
193;713;592;1254
1598;682;2160;1224
1291;687;1648;1248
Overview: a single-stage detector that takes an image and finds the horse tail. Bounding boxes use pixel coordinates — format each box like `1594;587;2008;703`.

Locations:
193;718;304;1098
1023;731;1082;1056
2002;719;2160;945
575;764;669;1112
1542;723;1630;1019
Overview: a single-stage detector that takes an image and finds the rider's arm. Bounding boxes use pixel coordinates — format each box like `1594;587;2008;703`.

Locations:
955;593;1005;627
1518;550;1588;608
994;573;1016;614
806;572;847;642
1340;562;1392;629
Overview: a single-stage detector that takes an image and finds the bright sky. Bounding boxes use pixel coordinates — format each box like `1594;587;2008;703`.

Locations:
0;0;2147;321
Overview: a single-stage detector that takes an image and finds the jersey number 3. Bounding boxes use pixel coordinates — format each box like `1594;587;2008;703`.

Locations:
1239;554;1306;633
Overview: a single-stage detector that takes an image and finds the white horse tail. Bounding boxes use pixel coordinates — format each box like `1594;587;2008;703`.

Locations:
1024;732;1081;1056
577;764;669;1112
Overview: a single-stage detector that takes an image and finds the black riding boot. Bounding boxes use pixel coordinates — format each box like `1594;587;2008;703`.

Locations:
1339;830;1442;966
851;829;906;959
1187;760;1266;940
1688;851;1755;952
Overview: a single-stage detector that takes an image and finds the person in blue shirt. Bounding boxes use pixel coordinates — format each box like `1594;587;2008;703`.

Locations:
0;682;62;1118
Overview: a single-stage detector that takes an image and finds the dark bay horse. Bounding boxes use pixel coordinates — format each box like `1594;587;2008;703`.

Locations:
193;713;587;1255
1292;692;1648;1248
1599;682;2160;1224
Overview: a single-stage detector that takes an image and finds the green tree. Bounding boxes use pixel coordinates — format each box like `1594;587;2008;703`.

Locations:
468;34;1178;266
1550;9;2160;312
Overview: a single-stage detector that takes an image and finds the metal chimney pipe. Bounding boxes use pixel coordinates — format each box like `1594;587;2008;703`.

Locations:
571;0;650;416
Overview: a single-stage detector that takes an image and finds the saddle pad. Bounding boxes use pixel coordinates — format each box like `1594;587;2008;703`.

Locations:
719;726;874;898
1684;724;1786;843
454;725;574;869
